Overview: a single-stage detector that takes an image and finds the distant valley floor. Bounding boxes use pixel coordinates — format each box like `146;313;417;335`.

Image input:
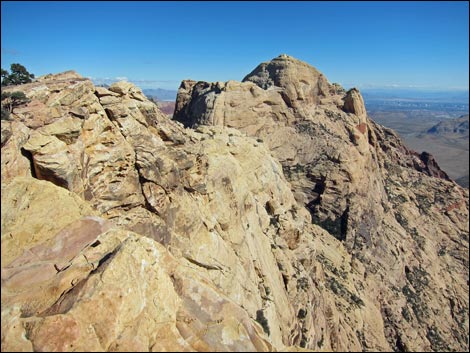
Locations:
368;109;469;187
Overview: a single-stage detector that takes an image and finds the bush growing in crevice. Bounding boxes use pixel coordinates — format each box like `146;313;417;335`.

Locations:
255;309;270;336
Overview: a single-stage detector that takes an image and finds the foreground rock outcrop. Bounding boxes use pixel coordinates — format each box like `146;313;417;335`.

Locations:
1;56;468;352
1;70;374;351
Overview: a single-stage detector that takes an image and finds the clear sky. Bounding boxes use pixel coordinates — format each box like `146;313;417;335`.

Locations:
1;1;469;91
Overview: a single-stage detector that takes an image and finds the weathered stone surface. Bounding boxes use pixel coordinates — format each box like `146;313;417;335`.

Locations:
1;60;468;352
1;176;282;352
2;73;319;351
22;130;79;190
243;54;331;107
1;121;13;147
36;70;84;82
1;177;95;267
342;87;367;119
94;86;120;98
173;54;469;352
1;120;32;182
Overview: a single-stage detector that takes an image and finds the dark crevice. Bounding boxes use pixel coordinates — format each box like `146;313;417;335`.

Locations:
90;240;101;248
306;175;327;216
20;148;37;179
138;173;158;214
104;108;116;121
297;308;307;319
279;91;293;108
367;126;376;147
265;201;275;216
21;152;69;189
311;205;349;242
184;256;223;271
37;278;88;317
90;245;122;276
281;273;289;291
393;334;407;352
340;205;349;240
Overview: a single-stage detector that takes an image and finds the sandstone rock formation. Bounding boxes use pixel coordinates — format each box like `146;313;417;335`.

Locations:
1;56;468;352
2;71;368;351
174;54;469;351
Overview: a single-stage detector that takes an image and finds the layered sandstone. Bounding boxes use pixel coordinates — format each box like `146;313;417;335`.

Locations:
173;54;469;351
1;71;384;351
1;55;468;352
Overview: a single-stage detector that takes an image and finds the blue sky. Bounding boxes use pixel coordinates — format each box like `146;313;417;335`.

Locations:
1;1;469;91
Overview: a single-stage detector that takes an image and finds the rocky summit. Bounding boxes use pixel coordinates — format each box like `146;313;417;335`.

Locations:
1;56;468;352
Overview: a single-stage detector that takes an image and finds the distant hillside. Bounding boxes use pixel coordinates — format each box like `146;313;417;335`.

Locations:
156;101;176;117
426;114;469;136
143;88;177;101
405;114;469;188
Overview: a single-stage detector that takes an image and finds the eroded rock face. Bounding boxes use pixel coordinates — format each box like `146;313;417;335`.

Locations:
1;60;468;352
1;178;273;352
2;72;379;351
243;54;331;108
173;54;469;351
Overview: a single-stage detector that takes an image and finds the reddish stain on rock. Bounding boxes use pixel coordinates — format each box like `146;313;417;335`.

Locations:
32;315;80;351
356;123;367;134
444;201;462;213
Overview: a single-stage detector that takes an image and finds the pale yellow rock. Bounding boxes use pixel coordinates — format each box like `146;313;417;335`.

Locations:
94;86;120;97
173;55;469;352
1;121;32;183
37;116;82;144
1;177;95;267
343;88;367;120
243;54;331;107
1;177;274;352
1;63;468;353
23;130;80;191
36;70;83;82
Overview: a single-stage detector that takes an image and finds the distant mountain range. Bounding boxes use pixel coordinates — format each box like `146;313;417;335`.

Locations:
361;88;469;103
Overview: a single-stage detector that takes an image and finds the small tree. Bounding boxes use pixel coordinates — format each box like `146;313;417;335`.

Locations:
1;91;30;114
1;69;9;84
1;63;35;86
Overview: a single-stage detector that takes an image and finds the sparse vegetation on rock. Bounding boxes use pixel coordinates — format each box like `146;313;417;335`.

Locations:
1;63;35;86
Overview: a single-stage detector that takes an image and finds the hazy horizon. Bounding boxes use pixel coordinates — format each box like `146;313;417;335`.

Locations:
89;76;470;95
1;1;469;91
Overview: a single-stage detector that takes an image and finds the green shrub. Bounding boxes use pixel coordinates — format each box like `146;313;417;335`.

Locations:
1;106;10;120
1;90;30;114
255;309;270;336
1;63;35;86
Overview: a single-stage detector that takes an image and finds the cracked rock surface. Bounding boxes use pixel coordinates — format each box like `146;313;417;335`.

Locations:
1;57;468;352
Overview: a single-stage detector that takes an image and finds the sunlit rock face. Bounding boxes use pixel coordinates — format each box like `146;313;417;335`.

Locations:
174;54;469;352
1;55;468;352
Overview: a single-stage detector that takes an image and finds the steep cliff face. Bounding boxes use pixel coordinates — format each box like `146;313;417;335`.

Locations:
173;55;469;351
1;55;468;352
